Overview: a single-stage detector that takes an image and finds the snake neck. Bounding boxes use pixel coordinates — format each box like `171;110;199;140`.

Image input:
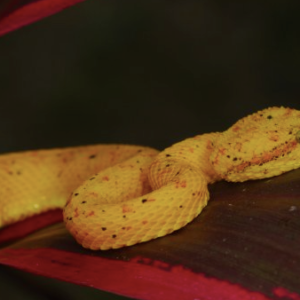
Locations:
149;133;221;190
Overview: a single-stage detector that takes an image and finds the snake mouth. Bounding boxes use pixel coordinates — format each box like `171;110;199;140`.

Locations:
238;139;298;171
221;137;300;182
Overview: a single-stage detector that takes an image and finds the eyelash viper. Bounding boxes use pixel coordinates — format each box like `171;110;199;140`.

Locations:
1;107;300;250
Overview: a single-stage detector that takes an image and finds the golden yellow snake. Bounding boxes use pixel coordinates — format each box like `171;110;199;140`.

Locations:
1;107;300;250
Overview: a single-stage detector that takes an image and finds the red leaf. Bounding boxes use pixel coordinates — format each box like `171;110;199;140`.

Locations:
0;0;86;37
0;248;273;300
0;209;62;245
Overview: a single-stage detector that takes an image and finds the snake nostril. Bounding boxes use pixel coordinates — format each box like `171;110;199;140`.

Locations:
296;130;300;143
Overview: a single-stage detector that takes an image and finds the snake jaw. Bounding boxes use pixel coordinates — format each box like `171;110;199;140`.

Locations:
211;107;300;182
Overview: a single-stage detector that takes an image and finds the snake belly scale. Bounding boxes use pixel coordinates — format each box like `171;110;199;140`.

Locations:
1;107;300;250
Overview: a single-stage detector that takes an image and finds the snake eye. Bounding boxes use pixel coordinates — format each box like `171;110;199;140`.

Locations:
296;130;300;143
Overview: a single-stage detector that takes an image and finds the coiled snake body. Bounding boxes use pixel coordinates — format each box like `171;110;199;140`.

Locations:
1;107;300;250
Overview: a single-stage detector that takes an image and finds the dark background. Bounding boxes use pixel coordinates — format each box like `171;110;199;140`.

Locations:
0;1;299;155
0;1;300;299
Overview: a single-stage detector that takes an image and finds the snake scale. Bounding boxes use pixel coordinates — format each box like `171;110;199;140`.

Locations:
0;107;300;250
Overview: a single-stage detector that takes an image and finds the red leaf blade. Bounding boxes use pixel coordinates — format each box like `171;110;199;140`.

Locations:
0;247;272;300
0;0;86;37
0;209;62;245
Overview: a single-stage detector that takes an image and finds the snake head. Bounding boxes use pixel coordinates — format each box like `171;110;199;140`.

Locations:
210;107;300;182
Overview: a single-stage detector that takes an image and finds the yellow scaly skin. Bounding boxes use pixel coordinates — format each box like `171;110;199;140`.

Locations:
0;145;159;228
1;107;300;250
